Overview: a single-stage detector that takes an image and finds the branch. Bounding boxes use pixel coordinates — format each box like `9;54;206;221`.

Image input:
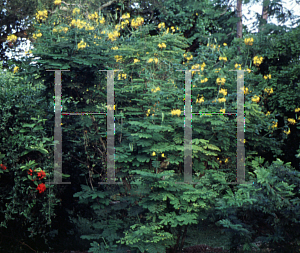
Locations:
99;0;118;11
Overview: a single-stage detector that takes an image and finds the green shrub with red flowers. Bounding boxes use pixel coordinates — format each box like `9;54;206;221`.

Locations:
0;62;61;252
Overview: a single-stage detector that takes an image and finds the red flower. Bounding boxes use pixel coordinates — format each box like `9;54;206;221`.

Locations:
28;169;33;175
1;164;7;170
36;183;46;194
37;170;46;180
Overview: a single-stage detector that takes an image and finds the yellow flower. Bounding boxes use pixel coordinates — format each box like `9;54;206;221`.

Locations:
121;13;130;19
162;153;165;157
99;17;105;24
148;58;153;63
111;46;118;50
264;87;273;94
284;129;291;135
253;56;263;66
216;77;226;85
219;88;227;96
13;66;19;74
244;37;254;45
265;111;271;116
114;55;123;63
77;40;86;50
171;109;181;116
151;152;156;156
288;118;296;125
223;43;227;46
295;108;300;113
101;30;106;34
54;0;61;5
134;59;140;64
271;121;278;128
218;97;226;103
196;96;204;104
220;108;225;113
158;43;166;48
73;8;80;15
131;16;144;28
154;58;159;64
252;95;260;103
7;34;18;42
234;63;241;70
244;87;249;94
264;75;268;80
35;10;48;21
219;56;227;62
158;22;165;29
247;68;251;73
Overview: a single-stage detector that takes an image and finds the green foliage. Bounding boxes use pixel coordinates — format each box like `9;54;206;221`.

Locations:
1;0;300;252
0;62;61;252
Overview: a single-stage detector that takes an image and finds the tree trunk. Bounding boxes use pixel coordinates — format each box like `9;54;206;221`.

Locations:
258;0;269;33
236;0;243;53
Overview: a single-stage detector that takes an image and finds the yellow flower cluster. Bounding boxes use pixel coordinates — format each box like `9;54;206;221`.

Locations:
158;22;165;29
151;87;161;92
114;55;123;63
295;108;300;112
183;53;193;61
234;63;241;70
214;68;221;73
131;16;144;28
216;77;226;85
219;88;227;96
88;12;98;21
223;43;227;46
170;26;176;33
288;118;296;125
220;108;226;113
271;121;278;129
7;34;17;42
33;32;42;40
253;56;263;66
171;109;181;116
72;8;80;15
246;68;251;73
148;58;159;64
244;87;252;94
53;26;68;33
263;74;271;79
70;19;86;29
219;56;227;62
200;78;208;83
101;30;106;34
158;43;166;48
244;38;254;45
196;96;204;104
99;17;105;24
151;151;156;156
13;66;19;74
108;30;120;41
133;59;140;64
118;73;127;80
121;13;130;19
284;128;291;135
35;10;48;22
252;95;260;103
264;87;273;94
111;46;118;50
54;0;61;5
218;97;226;103
77;40;87;50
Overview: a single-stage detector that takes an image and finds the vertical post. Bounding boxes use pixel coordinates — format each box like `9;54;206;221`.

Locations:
99;70;123;185
228;70;251;185
46;69;71;185
175;69;200;185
